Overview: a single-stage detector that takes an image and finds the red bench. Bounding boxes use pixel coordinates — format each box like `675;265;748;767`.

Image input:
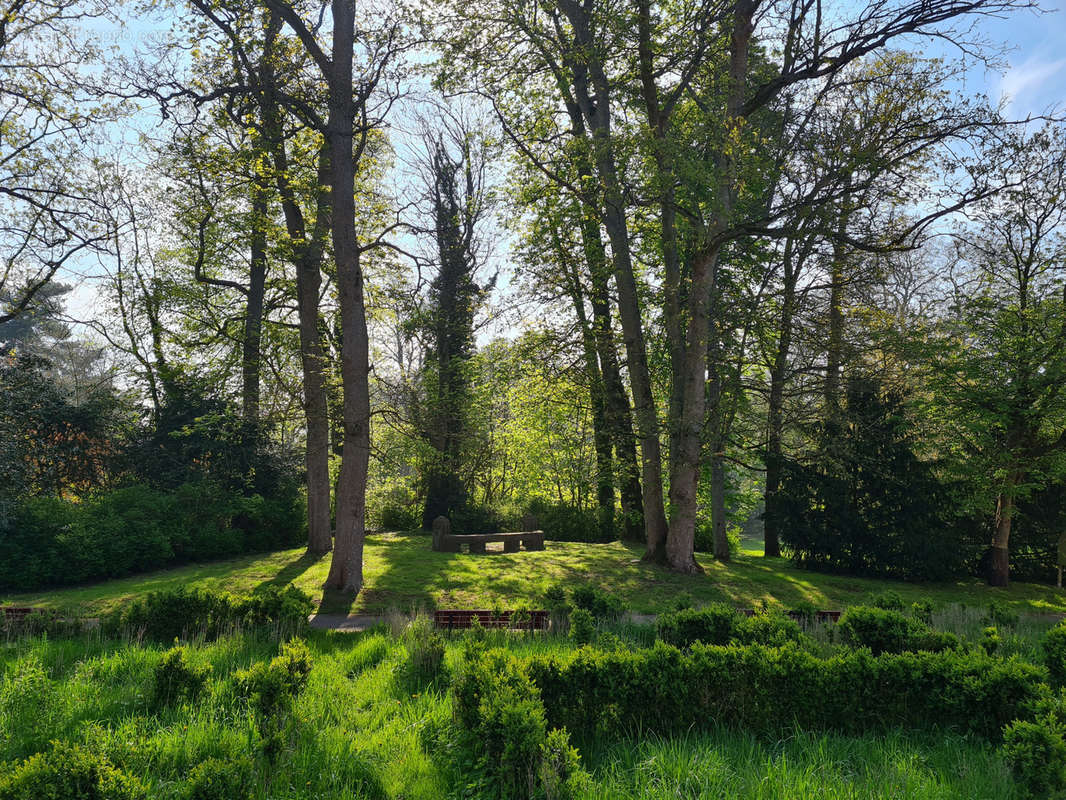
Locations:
433;609;550;630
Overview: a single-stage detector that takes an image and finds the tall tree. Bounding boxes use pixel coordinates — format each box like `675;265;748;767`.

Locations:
924;124;1066;587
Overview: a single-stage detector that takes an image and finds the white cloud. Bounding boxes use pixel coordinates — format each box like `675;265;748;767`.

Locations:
998;56;1066;114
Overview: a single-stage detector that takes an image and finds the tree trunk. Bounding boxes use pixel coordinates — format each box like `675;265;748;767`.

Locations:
560;232;616;540
324;0;370;593
259;25;332;556
578;206;642;540
825;181;851;420
241;184;268;450
764;236;800;558
663;0;754;574
989;485;1016;587
555;0;668;559
707;315;729;563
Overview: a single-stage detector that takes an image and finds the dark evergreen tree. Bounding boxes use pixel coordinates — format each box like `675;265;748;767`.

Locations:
768;378;965;580
419;137;489;528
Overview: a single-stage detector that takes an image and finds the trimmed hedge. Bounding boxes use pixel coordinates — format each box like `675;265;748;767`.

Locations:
835;606;960;655
522;641;1047;742
656;604;802;649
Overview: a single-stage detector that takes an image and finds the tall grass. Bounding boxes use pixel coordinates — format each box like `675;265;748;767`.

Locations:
0;616;1036;799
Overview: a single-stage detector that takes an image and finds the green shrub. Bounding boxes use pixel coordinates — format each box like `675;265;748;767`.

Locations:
1044;624;1066;688
570;585;624;622
527;641;1045;742
234;639;313;761
152;647;210;708
569;608;596;646
657;605;740;648
657;605;802;649
985;600;1020;630
111;584;312;642
0;481;305;593
911;600;934;625
870;591;905;612
836;606;959;656
398;616;446;688
184;757;252;800
0;655;64;760
1003;716;1066;798
235;638;313;718
112;586;231;641
982;626;1001;656
538;728;585;800
0;741;146;800
452;649;586;799
536;503;609;544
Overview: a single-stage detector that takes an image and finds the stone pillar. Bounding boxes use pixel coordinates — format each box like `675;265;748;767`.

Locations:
432;516;451;552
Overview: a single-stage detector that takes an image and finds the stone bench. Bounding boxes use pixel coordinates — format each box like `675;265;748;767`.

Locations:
430;515;545;553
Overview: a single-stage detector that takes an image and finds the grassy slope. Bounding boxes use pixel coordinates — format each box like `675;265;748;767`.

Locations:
6;531;1066;616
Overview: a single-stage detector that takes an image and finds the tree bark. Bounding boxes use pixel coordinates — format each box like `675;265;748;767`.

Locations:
764;235;801;558
258;20;333;556
663;0;755;574
990;479;1017;587
324;0;370;593
241;184;268;437
556;0;669;559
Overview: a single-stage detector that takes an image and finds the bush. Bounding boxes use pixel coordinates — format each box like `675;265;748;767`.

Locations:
570;585;624;622
533;503;608;544
0;481;305;593
152;647;210;708
0;742;146;800
0;655;64;760
569;608;596;646
235;638;313;718
111;584;312;642
184;757;252;800
112;586;231;642
235;639;313;761
1003;716;1066;798
656;605;802;649
398;616;446;688
526;641;1045;742
1044;624;1066;688
836;606;959;656
451;650;585;799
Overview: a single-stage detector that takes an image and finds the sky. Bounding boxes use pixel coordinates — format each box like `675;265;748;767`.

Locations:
976;2;1066;117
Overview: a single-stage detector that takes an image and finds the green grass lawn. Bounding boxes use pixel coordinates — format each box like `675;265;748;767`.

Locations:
6;531;1066;617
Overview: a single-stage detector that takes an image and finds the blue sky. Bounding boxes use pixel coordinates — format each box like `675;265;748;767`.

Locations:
978;3;1066;116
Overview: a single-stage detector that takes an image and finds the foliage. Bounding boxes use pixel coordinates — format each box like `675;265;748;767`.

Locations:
152;647;210;708
0;742;146;800
656;605;802;649
183;757;253;800
1044;624;1066;688
770;379;967;580
397;616;447;688
835;606;960;656
527;640;1046;741
569;585;624;622
0;483;305;592
450;649;585;799
568;608;596;646
235;639;314;760
111;584;312;642
1002;716;1066;798
0;655;64;760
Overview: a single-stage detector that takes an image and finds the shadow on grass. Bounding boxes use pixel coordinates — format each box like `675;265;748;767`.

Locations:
256;551;322;591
